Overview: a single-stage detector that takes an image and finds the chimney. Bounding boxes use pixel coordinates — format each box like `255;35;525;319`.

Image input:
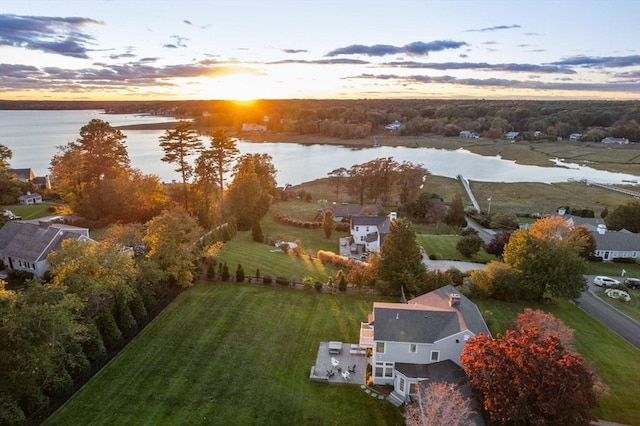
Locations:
597;224;606;235
449;293;461;307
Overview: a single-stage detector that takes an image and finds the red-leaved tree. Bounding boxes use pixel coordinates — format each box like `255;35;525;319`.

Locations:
405;381;476;426
461;328;597;425
512;308;575;349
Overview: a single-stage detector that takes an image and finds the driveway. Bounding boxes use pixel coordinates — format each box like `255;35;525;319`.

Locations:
577;275;640;350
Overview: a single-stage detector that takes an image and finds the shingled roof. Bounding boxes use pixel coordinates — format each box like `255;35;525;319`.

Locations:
0;221;90;263
373;285;490;344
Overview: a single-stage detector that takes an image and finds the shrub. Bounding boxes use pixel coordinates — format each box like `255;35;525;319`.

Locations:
262;276;272;284
314;281;323;292
235;264;245;282
221;263;230;281
276;277;289;286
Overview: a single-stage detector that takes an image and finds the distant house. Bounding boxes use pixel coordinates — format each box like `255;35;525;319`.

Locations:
348;212;396;257
601;137;629;145
504;131;519;140
330;204;382;223
358;285;490;403
385;120;404;131
17;192;42;205
569;133;583;141
0;218;94;277
459;130;479;138
7;168;51;189
241;123;267;132
559;214;640;261
7;168;36;183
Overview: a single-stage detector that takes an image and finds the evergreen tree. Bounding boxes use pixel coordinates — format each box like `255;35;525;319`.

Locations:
322;210;334;238
235;264;245;282
379;218;427;295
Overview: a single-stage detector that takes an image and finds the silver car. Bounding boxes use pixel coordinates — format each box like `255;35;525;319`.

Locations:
594;276;621;287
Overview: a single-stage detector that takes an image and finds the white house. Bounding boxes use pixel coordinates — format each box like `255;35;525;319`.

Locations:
385;121;404;131
349;212;396;256
0;219;93;277
601;137;629;145
459;130;479;138
241;123;267;132
569;133;583;141
358;285;490;403
504;131;519;140
17;192;42;205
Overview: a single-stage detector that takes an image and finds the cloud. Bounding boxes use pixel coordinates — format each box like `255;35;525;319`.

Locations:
551;55;640;68
465;24;521;32
0;13;104;59
325;40;468;57
351;73;640;93
270;58;369;65
282;48;307;54
163;34;188;49
382;61;576;74
0;61;265;92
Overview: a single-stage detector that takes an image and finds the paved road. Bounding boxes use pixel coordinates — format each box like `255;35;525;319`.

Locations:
464;215;496;244
577;276;640;350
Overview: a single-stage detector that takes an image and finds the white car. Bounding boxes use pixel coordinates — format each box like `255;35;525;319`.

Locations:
594;276;621;287
604;288;631;302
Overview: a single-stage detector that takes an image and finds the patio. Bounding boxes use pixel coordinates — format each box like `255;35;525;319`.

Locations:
309;341;368;384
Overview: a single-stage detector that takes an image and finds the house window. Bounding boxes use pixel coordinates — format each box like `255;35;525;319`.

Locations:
409;343;416;353
430;351;439;362
410;383;418;394
355;226;359;232
375;362;394;378
376;341;385;354
455;339;460;343
399;377;405;393
366;226;370;232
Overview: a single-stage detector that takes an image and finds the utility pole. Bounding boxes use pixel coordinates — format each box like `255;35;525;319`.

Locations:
487;195;492;215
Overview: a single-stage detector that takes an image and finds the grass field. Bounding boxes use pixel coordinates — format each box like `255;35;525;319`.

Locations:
416;234;495;263
3;202;54;220
45;283;404;426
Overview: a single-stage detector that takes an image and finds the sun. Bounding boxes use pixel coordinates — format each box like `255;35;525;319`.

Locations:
198;73;263;101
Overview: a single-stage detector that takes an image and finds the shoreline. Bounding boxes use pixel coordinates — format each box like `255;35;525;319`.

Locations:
115;122;640;176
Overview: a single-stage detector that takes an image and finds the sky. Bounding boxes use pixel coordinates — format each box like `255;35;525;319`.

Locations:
1;0;639;101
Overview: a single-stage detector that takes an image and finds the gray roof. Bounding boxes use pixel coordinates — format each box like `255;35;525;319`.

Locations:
592;230;640;251
0;221;89;263
408;285;491;336
395;359;465;380
351;215;390;229
373;285;490;343
374;306;460;343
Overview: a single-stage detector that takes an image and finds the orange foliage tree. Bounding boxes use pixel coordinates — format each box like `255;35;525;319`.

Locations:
461;327;597;425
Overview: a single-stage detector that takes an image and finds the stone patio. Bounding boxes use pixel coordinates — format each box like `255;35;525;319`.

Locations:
309;341;368;384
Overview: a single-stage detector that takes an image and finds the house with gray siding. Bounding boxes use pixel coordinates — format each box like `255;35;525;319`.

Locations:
0;218;93;277
358;285;490;403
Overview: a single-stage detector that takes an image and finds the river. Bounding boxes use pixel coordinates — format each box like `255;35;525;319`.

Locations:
1;110;638;186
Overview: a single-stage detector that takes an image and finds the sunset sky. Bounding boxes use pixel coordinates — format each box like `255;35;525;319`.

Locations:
1;0;639;101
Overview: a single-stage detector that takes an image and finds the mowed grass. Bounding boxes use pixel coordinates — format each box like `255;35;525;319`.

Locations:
474;299;640;425
417;234;495;263
3;202;54;219
45;283;404;426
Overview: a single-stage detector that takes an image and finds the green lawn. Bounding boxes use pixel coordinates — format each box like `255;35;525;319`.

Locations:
416;234;495;263
3;202;54;220
596;287;640;322
474;299;640;425
45;283;404;426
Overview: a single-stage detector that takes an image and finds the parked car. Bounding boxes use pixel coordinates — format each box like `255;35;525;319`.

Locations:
624;277;640;289
604;288;631;302
594;276;621;287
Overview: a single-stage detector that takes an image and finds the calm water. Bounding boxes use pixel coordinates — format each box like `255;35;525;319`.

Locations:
1;110;638;186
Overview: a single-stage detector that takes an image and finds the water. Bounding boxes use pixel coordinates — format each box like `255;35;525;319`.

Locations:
1;110;638;186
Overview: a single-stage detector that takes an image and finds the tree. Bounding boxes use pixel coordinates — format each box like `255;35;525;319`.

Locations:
605;201;640;232
159;121;203;210
456;234;483;258
322;210;334;238
195;129;239;225
48;239;138;317
484;231;512;257
503;217;588;300
0;143;12;171
397;161;428;205
251;222;264;243
470;261;523;301
513;308;575;349
444;194;466;227
378;218;427;295
144;207;203;288
461;328;597;425
405;381;476;426
50;120;132;220
327;167;348;202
